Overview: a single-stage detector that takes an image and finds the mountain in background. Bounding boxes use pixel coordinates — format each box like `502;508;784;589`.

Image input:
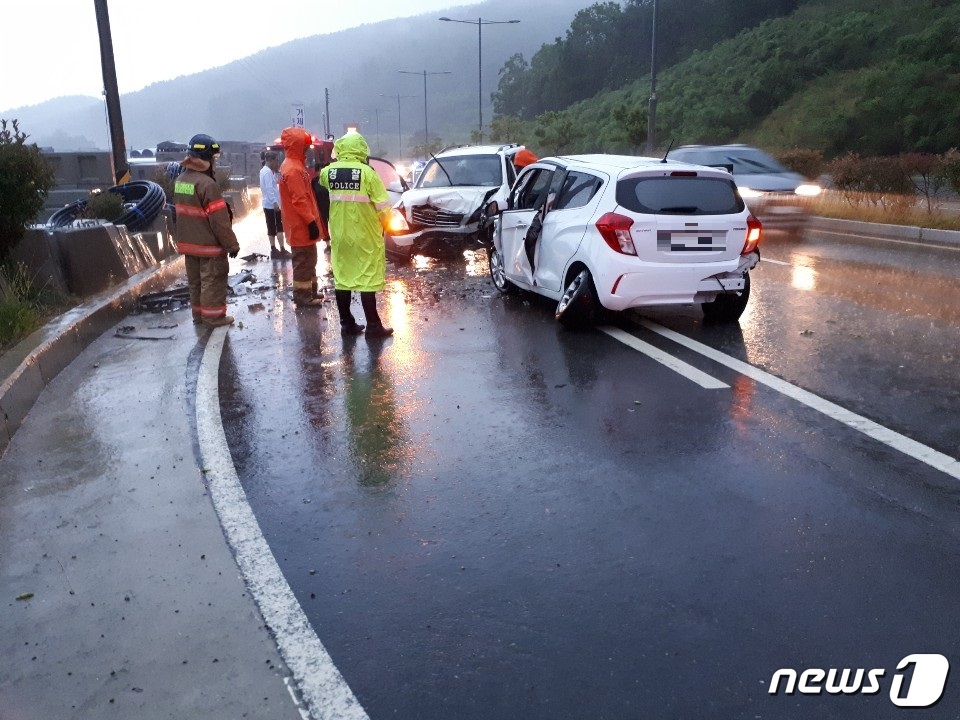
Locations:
503;0;960;157
1;0;586;157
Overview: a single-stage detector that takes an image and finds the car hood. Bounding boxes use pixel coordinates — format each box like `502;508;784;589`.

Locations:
402;186;495;214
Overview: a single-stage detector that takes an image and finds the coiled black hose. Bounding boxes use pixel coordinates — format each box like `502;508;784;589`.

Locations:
47;180;167;232
46;198;87;227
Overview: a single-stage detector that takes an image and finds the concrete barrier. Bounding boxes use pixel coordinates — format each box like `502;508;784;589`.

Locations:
13;208;178;299
808;217;960;248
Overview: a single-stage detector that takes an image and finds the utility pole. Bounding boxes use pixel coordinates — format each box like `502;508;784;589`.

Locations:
93;0;129;184
324;88;331;137
646;0;659;155
380;93;415;157
399;70;451;149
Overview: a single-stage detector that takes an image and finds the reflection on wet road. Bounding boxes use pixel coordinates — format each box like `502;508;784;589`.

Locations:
215;217;960;720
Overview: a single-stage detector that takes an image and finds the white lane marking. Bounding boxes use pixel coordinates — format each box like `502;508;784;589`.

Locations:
761;257;790;266
197;327;369;720
639;319;960;481
599;326;729;389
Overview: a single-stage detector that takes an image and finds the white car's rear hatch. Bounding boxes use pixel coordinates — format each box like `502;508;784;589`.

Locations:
614;169;749;264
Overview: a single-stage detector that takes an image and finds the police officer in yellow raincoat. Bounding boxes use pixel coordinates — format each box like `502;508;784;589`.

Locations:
320;132;394;337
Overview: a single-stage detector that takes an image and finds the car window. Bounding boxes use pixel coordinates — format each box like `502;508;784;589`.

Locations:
552;171;603;210
674;148;789;175
616;176;745;215
722;149;790;174
367;157;406;192
515;169;554;210
418;155;503;188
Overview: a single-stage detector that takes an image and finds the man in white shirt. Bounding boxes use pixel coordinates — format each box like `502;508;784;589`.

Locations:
259;151;290;258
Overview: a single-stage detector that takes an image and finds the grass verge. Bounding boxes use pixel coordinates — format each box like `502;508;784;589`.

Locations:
0;262;76;353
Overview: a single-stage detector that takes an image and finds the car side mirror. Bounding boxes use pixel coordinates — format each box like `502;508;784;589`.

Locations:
485;200;501;217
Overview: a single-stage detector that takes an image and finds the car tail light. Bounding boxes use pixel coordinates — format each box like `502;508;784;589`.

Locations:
596;212;636;255
741;214;762;255
384;207;409;235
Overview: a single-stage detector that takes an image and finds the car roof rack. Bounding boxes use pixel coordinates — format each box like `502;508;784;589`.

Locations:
496;143;519;152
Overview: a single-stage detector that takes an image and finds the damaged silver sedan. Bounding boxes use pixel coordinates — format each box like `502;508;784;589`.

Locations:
384;144;527;260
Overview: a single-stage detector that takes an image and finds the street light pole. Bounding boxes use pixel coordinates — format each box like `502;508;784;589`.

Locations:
439;16;520;144
399;70;451;150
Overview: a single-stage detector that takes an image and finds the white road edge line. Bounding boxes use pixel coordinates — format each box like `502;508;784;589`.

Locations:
760;257;791;266
599;326;729;389
640;319;960;481
197;327;370;720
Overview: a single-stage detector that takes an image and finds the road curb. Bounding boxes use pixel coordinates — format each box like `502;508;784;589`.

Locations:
0;256;184;457
809;216;960;248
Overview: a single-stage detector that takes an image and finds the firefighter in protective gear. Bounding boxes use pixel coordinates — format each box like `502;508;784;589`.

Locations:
320;132;393;337
278;127;327;307
174;133;240;327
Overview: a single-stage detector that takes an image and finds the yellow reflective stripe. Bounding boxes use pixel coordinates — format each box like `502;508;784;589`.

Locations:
174;181;195;194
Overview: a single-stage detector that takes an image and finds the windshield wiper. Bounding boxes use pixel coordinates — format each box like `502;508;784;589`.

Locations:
429;152;453;186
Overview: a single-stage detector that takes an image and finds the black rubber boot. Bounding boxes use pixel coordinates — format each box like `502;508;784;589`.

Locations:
336;290;364;334
361;292;393;337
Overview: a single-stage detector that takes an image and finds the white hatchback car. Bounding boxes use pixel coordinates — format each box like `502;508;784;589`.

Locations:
487;154;762;327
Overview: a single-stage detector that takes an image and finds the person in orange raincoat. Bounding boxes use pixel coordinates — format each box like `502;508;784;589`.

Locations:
278;127;328;307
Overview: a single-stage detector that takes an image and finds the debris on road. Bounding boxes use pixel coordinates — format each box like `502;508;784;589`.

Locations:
115;325;174;341
136;286;190;313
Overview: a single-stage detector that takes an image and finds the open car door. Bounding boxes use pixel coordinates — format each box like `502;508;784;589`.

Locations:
498;166;556;286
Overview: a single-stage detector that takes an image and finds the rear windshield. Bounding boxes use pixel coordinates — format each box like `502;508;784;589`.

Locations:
616;176;744;215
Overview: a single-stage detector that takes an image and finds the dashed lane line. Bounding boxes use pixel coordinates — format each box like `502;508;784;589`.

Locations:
196;327;370;720
639;319;960;482
599;325;729;389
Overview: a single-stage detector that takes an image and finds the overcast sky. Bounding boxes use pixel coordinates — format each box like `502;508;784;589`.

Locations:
0;0;460;112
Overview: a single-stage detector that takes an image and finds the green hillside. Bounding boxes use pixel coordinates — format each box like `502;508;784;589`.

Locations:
491;0;960;157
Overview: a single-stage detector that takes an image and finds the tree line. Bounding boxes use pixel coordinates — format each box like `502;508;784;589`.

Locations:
490;0;960;158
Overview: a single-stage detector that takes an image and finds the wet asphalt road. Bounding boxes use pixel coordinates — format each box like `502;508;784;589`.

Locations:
213;218;960;719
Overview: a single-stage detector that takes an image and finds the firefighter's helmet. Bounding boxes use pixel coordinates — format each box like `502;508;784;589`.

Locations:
187;133;221;160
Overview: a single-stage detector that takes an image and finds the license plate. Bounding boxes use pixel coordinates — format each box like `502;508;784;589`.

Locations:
657;230;726;252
